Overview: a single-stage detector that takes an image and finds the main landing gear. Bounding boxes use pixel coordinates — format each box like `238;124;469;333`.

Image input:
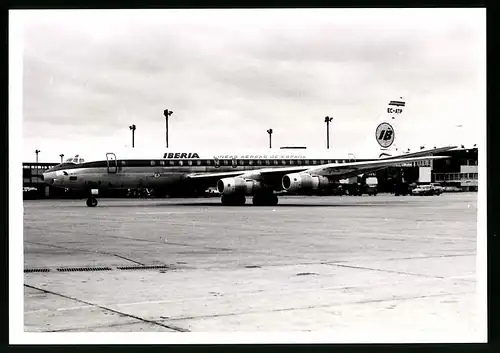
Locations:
86;189;99;207
221;194;246;206
252;192;278;206
220;191;279;206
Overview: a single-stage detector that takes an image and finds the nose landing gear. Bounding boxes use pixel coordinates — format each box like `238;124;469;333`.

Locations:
86;197;98;207
86;189;99;207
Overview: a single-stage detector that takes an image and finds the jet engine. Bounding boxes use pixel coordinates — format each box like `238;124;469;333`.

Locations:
282;173;335;192
217;177;262;195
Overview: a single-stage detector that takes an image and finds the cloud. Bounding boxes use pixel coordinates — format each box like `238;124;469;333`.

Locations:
19;8;485;162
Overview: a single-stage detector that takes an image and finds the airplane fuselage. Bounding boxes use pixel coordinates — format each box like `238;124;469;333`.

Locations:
43;153;375;191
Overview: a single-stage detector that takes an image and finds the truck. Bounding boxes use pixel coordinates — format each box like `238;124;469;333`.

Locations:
364;177;379;196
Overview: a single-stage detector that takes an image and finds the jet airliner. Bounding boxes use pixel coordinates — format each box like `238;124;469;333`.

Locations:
42;99;455;207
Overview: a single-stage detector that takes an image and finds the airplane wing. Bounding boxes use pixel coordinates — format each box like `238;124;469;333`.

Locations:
186;155;449;189
302;155;448;178
382;146;456;159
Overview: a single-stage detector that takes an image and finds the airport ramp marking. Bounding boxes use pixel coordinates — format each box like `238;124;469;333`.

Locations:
23;284;190;332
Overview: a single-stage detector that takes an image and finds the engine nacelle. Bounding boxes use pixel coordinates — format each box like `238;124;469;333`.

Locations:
217;177;262;195
282;173;335;192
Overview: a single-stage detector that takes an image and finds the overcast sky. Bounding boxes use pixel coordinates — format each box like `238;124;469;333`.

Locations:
17;8;485;162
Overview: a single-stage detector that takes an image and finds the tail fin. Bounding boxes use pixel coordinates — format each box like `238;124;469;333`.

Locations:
377;98;405;158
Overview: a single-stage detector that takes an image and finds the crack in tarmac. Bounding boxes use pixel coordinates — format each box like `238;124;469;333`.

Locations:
24;284;189;332
326;263;446;279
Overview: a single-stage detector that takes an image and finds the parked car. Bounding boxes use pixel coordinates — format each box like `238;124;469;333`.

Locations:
430;183;444;194
411;184;442;196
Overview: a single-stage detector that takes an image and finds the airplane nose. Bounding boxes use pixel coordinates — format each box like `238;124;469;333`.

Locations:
42;172;56;185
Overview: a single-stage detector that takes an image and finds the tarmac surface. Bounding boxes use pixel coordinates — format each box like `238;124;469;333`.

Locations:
23;193;480;340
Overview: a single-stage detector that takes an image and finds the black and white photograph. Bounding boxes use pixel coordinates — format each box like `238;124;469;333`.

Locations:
10;8;486;344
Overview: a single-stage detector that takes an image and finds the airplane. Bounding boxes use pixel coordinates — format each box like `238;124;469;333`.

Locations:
42;99;455;207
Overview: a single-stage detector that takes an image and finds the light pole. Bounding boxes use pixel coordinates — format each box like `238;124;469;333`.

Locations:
324;116;333;149
35;149;40;182
163;109;173;148
129;124;136;148
267;129;273;149
59;154;64;163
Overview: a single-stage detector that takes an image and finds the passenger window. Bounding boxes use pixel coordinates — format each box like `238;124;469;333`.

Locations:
327;160;332;164
257;160;262;165
197;160;201;166
249;160;254;165
178;161;183;166
312;160;317;165
188;161;192;166
290;160;294;165
274;160;279;165
169;161;174;166
239;160;244;166
305;160;309;165
151;160;156;166
265;160;270;165
160;160;165;166
223;160;229;166
207;160;211;165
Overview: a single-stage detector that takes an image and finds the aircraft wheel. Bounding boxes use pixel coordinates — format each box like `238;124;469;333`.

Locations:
237;194;246;205
86;197;98;207
252;195;263;206
221;195;231;206
221;194;246;206
252;192;278;206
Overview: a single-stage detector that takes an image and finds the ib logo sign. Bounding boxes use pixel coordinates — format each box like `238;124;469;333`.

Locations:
375;122;395;148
